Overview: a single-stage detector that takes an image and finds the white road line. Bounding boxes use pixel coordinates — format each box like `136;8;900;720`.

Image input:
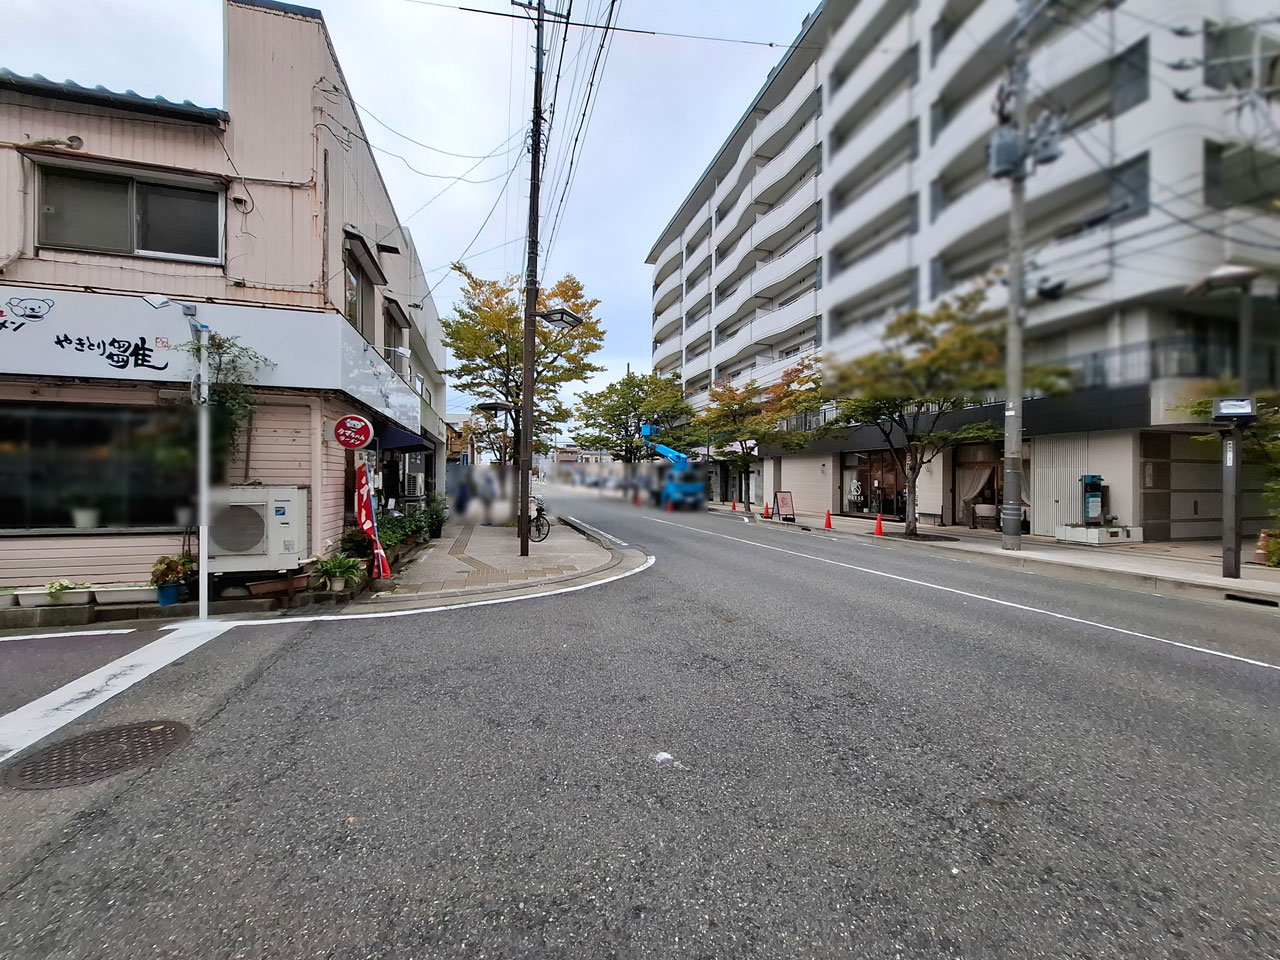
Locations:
648;516;1280;674
563;515;627;545
0;628;136;644
0;556;658;760
0;621;231;761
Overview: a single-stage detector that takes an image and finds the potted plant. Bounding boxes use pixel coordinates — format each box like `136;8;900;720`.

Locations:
315;553;364;592
424;491;448;539
94;583;157;605
0;587;15;608
17;579;94;607
67;489;101;529
151;555;196;606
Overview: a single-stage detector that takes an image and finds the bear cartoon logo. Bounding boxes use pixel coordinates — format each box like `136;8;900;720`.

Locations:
6;298;55;320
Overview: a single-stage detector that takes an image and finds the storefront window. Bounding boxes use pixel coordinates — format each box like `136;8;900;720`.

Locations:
0;404;196;531
841;451;906;518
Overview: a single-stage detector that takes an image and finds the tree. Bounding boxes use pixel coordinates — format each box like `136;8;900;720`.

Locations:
572;372;694;468
693;357;825;512
462;411;513;466
443;264;606;472
825;286;1066;537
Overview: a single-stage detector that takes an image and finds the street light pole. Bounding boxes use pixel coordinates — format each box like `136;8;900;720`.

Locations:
518;0;546;558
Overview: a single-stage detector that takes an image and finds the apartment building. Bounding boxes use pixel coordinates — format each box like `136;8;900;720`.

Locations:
0;0;448;588
648;0;1279;539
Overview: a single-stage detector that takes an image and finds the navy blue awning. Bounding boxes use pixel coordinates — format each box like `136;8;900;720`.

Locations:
377;424;432;452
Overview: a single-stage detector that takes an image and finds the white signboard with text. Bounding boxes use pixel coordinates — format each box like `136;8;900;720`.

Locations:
0;285;419;432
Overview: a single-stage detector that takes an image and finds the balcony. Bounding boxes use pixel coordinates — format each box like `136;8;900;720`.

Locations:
684;272;712;307
683;312;710;343
653;235;681;276
753;63;820;151
683;349;712;379
714;176;819;289
827;14;915;144
828;85;912;185
751;232;820;293
827;164;913;250
651;299;681;337
653;267;683;314
930;0;1010;94
685;233;712;275
752;117;820;204
1054;337;1277;391
825;233;913;308
751;289;820;344
652;335;682;369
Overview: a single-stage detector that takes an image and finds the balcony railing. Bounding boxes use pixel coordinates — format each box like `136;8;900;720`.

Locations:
1057;336;1277;391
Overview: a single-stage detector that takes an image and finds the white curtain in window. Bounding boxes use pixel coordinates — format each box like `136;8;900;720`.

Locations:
955;463;994;525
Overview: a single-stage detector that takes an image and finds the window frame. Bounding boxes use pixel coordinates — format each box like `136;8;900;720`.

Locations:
35;159;225;265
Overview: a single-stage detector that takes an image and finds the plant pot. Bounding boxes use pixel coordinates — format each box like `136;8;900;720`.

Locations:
156;583;181;606
429;524;444;539
16;588;94;607
328;577;347;592
246;573;312;596
71;508;101;529
0;591;15;608
94;584;158;605
174;506;195;527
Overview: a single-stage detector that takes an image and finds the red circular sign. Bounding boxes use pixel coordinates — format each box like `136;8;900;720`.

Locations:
332;414;374;450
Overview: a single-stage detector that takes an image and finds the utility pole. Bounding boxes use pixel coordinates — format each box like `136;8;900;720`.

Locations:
517;0;546;558
990;0;1061;550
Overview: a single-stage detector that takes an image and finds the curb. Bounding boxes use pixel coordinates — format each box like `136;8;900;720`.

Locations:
710;504;1280;612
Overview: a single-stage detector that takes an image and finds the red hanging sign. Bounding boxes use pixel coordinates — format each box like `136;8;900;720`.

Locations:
333;414;374;450
356;461;391;580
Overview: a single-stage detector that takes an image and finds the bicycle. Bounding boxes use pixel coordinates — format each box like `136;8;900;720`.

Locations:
529;495;551;542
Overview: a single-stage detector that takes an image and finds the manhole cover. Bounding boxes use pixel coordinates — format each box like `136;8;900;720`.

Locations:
3;721;191;790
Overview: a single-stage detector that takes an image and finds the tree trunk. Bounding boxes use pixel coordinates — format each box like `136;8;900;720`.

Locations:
904;453;919;538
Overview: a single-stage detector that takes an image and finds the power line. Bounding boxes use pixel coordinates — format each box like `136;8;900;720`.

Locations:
335;87;524;160
398;0;822;49
542;0;620;276
427;143;530;298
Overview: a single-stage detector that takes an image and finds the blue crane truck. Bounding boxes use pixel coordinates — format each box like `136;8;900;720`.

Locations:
641;424;706;510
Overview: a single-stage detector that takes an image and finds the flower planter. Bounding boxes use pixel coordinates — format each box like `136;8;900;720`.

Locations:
156;583;181;606
327;577;347;592
71;508;101;529
94;584;158;605
0;591;15;608
16;588;94;607
1055;525;1143;546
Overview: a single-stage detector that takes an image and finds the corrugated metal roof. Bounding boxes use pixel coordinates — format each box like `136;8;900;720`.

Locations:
0;68;228;124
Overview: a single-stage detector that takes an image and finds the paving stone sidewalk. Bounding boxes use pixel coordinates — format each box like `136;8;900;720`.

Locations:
370;509;612;600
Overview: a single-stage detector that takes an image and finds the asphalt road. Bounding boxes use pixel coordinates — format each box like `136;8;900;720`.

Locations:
2;489;1278;959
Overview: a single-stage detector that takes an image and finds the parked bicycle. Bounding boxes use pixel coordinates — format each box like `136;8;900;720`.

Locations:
529;495;551;542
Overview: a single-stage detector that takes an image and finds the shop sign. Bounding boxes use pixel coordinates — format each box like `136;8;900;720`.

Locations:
331;415;374;450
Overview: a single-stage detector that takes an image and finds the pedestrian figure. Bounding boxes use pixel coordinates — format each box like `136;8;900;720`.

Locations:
455;466;472;518
479;470;497;525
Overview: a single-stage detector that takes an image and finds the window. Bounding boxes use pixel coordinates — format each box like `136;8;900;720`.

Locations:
344;256;374;339
0;404;196;531
38;166;221;261
1205;141;1280;211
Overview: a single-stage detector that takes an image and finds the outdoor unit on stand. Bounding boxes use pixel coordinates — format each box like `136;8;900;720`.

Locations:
208;486;307;573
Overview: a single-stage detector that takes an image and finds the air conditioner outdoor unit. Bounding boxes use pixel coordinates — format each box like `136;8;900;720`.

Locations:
208;485;307;573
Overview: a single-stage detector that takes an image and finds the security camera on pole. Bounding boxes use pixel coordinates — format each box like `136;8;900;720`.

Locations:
988;0;1063;550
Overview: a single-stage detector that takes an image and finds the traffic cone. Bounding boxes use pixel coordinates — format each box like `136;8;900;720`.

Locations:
875;514;884;536
763;501;771;518
824;510;832;530
732;499;737;511
665;498;674;513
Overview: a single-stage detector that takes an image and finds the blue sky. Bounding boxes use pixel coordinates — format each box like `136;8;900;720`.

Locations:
6;0;817;412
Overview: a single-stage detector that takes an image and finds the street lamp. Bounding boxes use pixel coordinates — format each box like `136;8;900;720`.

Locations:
476;399;515;513
1185;264;1261;394
146;294;212;622
516;306;585;555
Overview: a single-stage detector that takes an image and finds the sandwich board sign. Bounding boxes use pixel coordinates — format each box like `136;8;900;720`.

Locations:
774;490;796;522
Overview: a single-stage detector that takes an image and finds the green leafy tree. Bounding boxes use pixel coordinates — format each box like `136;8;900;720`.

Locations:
693;357;825;512
572;372;694;469
443;264;606;473
825;286;1067;537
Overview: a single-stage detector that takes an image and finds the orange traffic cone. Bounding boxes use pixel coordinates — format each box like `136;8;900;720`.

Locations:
763;501;771;518
874;514;884;536
731;499;737;511
665;498;674;513
824;510;832;530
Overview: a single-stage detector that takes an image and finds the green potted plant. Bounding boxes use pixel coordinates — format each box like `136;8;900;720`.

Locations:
66;488;101;529
315;553;364;592
151;555;196;606
424;491;448;539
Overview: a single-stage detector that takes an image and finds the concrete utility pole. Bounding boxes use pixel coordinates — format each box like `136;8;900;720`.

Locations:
517;0;546;558
991;0;1061;550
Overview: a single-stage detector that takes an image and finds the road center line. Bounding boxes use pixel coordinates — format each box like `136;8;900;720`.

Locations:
648;516;1280;674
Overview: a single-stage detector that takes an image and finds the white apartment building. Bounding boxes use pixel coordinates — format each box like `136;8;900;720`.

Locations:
648;0;1279;540
0;0;448;588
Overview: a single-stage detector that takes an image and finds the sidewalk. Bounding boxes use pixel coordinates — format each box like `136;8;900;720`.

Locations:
708;501;1280;608
357;497;615;605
